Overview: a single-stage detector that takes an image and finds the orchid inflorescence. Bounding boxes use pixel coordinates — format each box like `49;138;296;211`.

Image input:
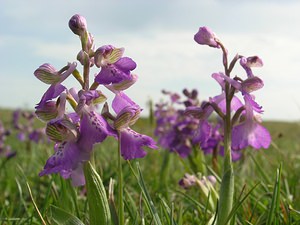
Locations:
34;14;157;186
187;27;271;152
188;26;272;223
155;27;271;163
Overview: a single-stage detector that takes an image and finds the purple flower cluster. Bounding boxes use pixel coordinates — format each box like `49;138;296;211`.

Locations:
154;89;200;158
12;109;47;144
34;14;157;186
187;27;271;152
155;27;271;163
154;89;236;161
0;121;16;159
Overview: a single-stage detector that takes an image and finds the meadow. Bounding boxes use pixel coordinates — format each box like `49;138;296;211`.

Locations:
0;108;300;225
1;14;300;225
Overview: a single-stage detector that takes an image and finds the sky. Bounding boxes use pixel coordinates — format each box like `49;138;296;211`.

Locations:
1;0;300;121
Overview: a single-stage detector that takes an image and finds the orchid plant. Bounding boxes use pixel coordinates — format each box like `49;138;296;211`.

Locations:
34;14;157;225
184;26;271;223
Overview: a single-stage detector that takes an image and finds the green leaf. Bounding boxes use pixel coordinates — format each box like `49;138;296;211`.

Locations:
48;205;84;225
83;161;111;225
266;164;282;225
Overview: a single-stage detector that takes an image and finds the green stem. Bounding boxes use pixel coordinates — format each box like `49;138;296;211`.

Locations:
83;62;90;91
212;146;219;174
118;133;124;225
159;150;171;199
90;81;100;90
72;69;84;88
217;82;234;225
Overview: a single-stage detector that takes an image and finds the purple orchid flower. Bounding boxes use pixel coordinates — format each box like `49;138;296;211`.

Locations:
94;45;137;85
40;109;117;186
210;70;271;151
111;92;157;160
231;94;271;150
240;56;263;78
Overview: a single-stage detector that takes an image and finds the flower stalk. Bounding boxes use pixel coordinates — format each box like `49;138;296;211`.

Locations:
217;81;234;224
118;132;124;225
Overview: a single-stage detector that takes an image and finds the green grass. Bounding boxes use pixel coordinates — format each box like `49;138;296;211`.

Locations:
1;108;300;224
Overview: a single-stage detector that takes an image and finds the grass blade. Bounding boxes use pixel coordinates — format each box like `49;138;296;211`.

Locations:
266;164;282;225
220;182;260;225
158;196;177;225
26;181;47;225
128;161;163;225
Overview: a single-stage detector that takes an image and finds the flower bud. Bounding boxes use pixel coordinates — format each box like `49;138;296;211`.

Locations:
68;14;87;36
191;89;198;99
194;26;219;48
34;63;61;84
77;50;89;66
182;88;190;97
179;173;197;189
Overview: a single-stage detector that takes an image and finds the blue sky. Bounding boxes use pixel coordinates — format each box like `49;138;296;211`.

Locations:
1;0;300;121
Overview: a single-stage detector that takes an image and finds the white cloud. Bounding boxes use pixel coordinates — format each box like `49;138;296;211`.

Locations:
1;1;300;121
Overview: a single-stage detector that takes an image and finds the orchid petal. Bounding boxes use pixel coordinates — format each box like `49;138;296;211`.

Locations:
120;128;157;160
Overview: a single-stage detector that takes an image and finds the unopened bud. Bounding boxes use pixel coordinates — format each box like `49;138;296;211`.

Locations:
69;14;87;36
194;26;219;48
77;50;89;66
179;173;197;189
